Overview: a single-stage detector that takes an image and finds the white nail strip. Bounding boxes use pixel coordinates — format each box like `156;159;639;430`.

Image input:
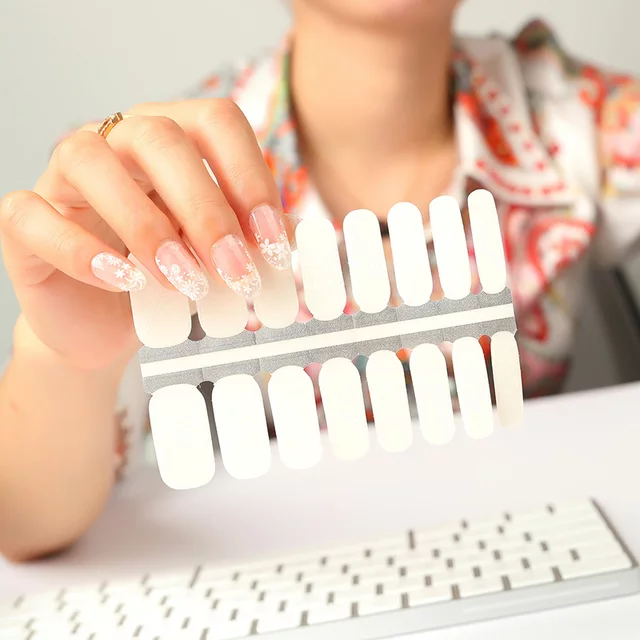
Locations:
251;247;299;329
129;255;191;348
410;344;455;445
212;374;271;479
491;331;524;427
149;385;215;490
429;196;472;300
452;337;494;439
318;358;370;461
269;366;323;470
387;203;433;306
366;351;413;452
196;271;248;338
467;189;507;294
296;217;347;321
343;209;391;313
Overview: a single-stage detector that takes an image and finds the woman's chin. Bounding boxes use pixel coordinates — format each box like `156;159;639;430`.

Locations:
311;0;458;28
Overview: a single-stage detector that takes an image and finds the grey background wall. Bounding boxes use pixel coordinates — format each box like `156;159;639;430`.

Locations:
1;0;638;361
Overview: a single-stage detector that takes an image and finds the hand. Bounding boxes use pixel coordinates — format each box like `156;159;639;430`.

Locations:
0;99;289;370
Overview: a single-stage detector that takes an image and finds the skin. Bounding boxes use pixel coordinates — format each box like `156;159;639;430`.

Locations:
0;0;459;561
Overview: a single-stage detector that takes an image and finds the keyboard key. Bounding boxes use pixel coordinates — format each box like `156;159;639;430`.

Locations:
198;568;241;585
378;577;427;595
547;531;617;550
332;585;378;605
12;592;63;615
350;564;399;579
302;569;348;583
508;567;555;589
328;536;406;558
250;576;303;591
477;559;527;576
0;612;29;631
463;518;507;534
558;554;632;580
431;569;475;586
494;544;538;559
442;551;491;569
552;501;598;518
541;524;610;544
307;603;353;625
357;594;402;616
404;564;449;579
146;569;197;589
407;586;453;607
457;576;504;598
578;541;627;561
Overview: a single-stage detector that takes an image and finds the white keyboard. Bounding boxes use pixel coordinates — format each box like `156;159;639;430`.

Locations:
2;500;638;639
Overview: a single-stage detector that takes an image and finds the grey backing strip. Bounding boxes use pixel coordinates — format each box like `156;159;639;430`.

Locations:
139;290;517;394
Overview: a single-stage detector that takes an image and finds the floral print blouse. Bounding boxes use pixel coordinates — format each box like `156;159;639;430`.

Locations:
95;21;640;475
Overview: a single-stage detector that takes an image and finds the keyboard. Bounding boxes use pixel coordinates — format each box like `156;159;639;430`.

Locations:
1;500;638;639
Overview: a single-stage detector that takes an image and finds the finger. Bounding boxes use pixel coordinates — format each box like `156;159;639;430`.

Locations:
106;114;262;298
130;100;292;271
0;190;146;292
49;130;210;301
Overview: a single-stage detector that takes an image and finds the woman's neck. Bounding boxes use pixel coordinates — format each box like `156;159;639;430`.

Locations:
290;6;455;159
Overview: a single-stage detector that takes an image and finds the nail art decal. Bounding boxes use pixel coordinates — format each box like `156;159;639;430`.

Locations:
250;205;291;270
211;234;262;299
91;252;146;292
221;262;262;298
155;241;209;301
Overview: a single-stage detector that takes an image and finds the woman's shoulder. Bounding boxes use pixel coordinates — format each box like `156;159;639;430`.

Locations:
509;19;639;114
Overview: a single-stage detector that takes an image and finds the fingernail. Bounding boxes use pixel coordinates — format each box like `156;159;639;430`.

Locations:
211;234;262;299
155;240;209;301
250;204;291;270
91;252;146;292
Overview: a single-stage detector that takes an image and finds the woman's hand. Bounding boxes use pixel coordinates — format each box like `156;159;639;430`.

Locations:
0;99;289;370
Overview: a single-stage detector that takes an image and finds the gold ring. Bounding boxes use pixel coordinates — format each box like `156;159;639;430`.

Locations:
97;112;125;139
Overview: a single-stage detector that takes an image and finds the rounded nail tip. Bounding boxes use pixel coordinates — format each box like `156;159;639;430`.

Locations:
122;279;147;293
182;274;210;301
164;272;210;301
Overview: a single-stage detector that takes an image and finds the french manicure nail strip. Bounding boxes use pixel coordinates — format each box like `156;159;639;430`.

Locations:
155;240;209;301
211;234;262;299
250;204;291;270
91;252;147;292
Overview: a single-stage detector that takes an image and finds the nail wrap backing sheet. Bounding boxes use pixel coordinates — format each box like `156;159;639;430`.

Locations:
138;289;516;394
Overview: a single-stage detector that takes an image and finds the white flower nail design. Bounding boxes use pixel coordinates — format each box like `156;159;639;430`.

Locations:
155;241;209;301
255;231;291;269
249;204;291;270
217;260;262;298
210;234;262;299
91;253;147;292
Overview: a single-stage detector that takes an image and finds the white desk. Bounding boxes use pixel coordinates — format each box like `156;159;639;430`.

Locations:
2;382;640;638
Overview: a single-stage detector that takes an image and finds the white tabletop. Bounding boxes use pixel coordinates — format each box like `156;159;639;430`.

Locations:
2;382;640;638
